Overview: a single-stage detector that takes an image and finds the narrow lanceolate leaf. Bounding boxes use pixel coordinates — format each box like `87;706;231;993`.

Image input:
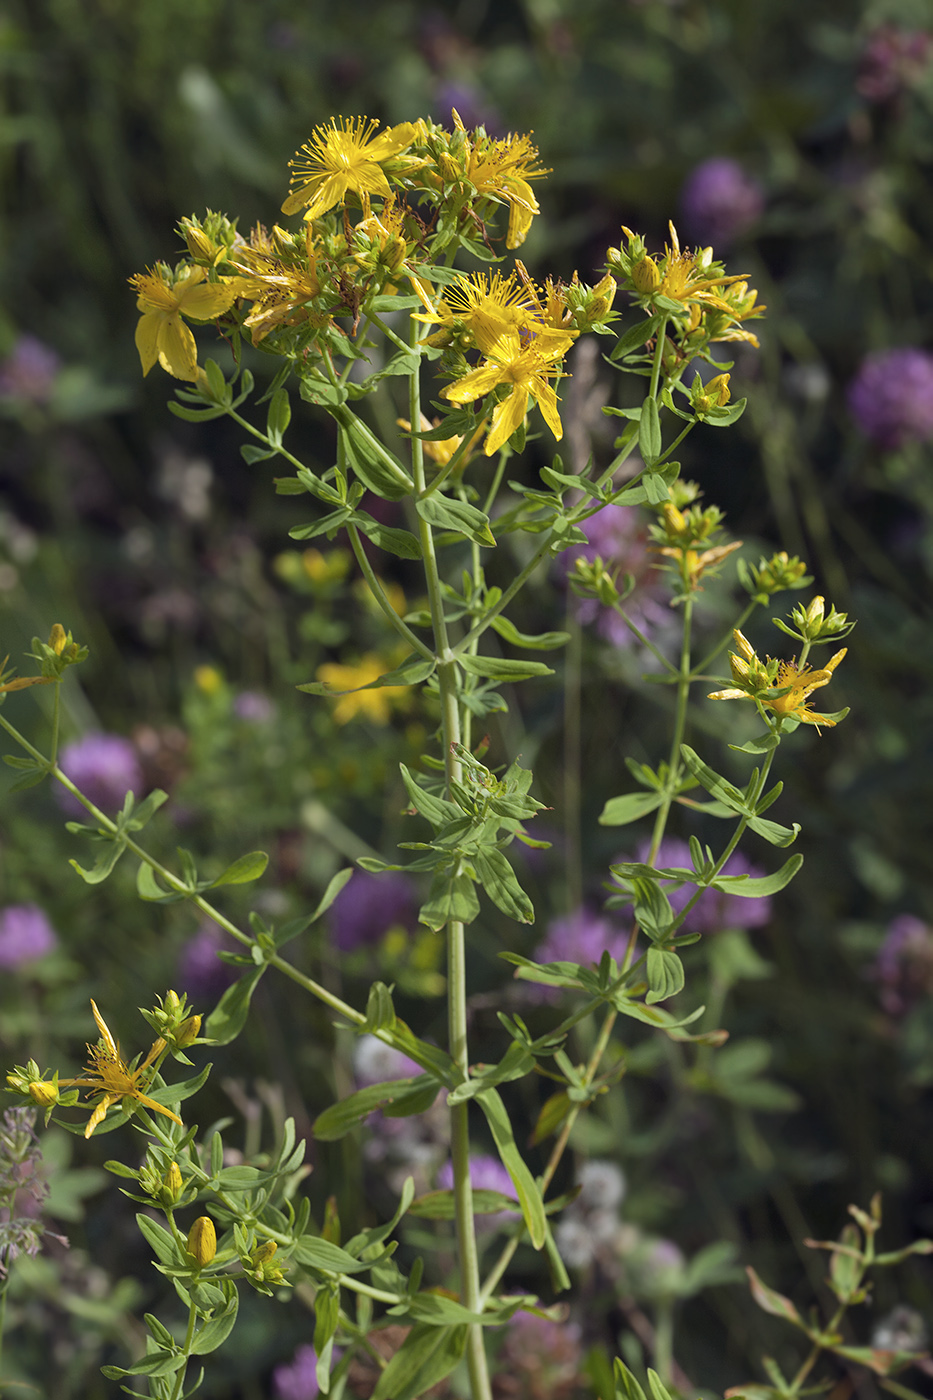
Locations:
490;616;571;650
710;854;803;898
478;1088;547;1249
638;394;662;462
205;967;266;1045
458;654;554;682
472;848;534;923
416;494;496;547
745;1267;803;1326
207;851;269;887
371;1323;469;1400
600;791;665;825
312;1076;437;1141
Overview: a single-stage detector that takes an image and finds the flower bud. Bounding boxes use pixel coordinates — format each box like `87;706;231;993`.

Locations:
28;1081;59;1107
162;1162;184;1205
250;1239;278;1267
175;1014;202;1048
437;152;461;183
186;1216;216;1268
163;990;182;1016
48;624;68;656
631;254;661;295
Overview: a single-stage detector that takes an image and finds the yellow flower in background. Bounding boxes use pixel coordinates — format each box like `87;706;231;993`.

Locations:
442;328;575;456
129;265;244;380
281;117;420;220
316;653;410;725
57;1000;182;1139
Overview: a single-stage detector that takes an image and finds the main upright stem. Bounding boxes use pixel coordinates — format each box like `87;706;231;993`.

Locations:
408;324;492;1400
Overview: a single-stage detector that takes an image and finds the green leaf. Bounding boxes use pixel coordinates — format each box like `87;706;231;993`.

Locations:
614;1359;648;1400
293;1235;374;1276
419;869;480;930
241;442;278;464
490;616;570;650
458;654;554;681
102;1351;187;1379
299;653;435;700
446;1039;535;1105
190;1287;239;1355
136;1213;178;1267
371;1323;468;1400
477;1088;547;1249
609;315;663;361
265;387;291;443
416;494;496;547
205;966;266;1045
701;396;747;427
69;838;127;885
136;862;184;903
352;513;423;559
399;764;460;827
679;745;749;815
711;854;803;898
600;792;665;825
746;1267;803;1326
207;851;269;888
646;948;684;1003
409;1188;519;1218
472;848;534;923
638;395;662;462
331;406;413;499
313;1077;436;1141
746;815;801;848
288;507;354;541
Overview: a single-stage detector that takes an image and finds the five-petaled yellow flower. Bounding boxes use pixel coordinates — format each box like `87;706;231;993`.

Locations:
57;1000;182;1139
442;328;576;457
709;630;847;730
282;117;420;221
130;266;243;381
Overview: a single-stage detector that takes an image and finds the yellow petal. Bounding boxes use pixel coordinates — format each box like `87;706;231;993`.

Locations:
135;312;164;377
179;279;243;320
157;316;199;381
529;378;562;440
485;388;528;456
84;1095;117;1139
442;361;505;405
90;1000;117;1057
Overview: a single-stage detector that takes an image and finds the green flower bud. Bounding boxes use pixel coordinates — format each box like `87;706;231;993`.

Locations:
28;1081;59;1107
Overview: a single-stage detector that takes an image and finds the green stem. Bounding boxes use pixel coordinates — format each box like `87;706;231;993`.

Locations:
648;593;694;864
168;1298;198;1400
406;318;492;1400
344;521;435;662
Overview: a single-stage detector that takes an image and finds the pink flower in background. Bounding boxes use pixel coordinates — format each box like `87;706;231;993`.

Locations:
848;348;933;450
627;837;772;932
559;503;667;646
273;1344;320;1400
871;914;933;1016
680;157;764;247
857;26;932;104
437;1154;519;1229
0;336;61;405
177;922;239;1003
55;733;144;818
0;905;58;969
329;871;417;951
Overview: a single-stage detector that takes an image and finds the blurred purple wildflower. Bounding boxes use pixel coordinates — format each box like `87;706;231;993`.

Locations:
680;157;764;247
0;336;61;405
233;690;276;723
55;733;144;818
559;504;666;645
629;837;771;932
437;1154;519;1229
528;908;631;1002
848;348;933;450
434;81;502;134
273;1344;319;1400
329;871;417;951
353;1034;422;1086
871;914;933;1016
0;905;58;970
495;1309;583;1400
177;922;239;1004
857;26;932;104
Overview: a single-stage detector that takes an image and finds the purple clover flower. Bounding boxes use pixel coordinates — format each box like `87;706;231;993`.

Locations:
857;26;932;104
0;905;58;969
273;1344;320;1400
559;504;667;646
0;336;61;405
329;871;417;951
680;158;764;248
55;733;144;818
629;837;772;932
233;691;276;723
177;922;239;1004
534;908;630;968
871;914;933;1016
499;1309;583;1398
847;348;933;450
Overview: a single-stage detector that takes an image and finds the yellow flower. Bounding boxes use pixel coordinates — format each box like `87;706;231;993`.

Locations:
316;653;410;725
281;117;420;221
57;1000;182;1139
129;265;244;381
442;328;576;457
186;1216;217;1268
709;632;847;730
449;112;548;249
